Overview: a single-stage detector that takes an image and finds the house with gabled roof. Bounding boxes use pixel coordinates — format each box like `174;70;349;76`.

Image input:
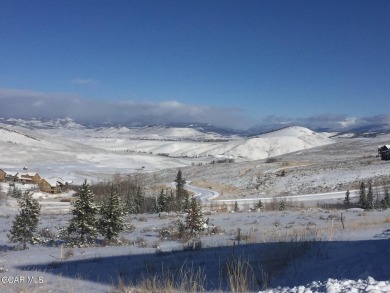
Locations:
5;171;18;182
39;177;69;194
19;172;41;184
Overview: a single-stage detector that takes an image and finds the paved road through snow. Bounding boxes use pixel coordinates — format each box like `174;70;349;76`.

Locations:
185;182;360;205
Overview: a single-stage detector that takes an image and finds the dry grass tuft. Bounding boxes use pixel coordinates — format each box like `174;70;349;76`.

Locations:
122;263;206;293
225;256;254;293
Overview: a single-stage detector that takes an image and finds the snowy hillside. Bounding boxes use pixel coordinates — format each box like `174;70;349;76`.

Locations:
0;120;334;183
0;123;190;183
73;126;334;161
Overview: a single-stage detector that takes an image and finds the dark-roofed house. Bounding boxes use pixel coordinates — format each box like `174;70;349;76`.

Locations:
378;145;390;160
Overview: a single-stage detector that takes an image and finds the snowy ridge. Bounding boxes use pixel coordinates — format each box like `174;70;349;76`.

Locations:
81;126;334;160
91;125;224;140
0;125;40;143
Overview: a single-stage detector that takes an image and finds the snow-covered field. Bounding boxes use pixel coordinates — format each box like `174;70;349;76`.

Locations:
1;119;390;292
1;200;390;292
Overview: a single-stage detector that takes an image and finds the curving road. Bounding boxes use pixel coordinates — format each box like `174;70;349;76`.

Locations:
185;181;360;205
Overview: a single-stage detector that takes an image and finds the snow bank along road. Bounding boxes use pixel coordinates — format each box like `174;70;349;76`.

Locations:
185;182;359;205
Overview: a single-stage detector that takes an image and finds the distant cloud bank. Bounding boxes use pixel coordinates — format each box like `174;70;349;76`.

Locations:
0;88;249;129
256;114;390;132
1;88;387;131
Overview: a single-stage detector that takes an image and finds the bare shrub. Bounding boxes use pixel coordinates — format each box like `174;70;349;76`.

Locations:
134;237;147;248
264;197;287;211
59;198;73;203
63;248;74;260
206;225;224;235
265;157;278;163
183;239;202;251
159;221;193;242
37;227;57;244
123;223;136;233
137;216;147;222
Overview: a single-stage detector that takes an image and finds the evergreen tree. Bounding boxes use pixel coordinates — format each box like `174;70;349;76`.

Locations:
374;187;381;209
382;186;390;209
278;200;286;211
234;201;239;212
175;169;186;189
366;181;374;210
185;197;205;234
124;189;136;214
175;169;189;211
124;184;145;214
98;185;125;241
157;189;169;212
134;185;144;213
61;180;98;247
10;187;22;198
183;191;190;211
8;191;41;249
253;200;263;210
168;189;176;212
358;182;367;209
344;189;350;205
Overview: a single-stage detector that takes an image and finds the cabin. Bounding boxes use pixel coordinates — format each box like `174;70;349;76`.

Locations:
16;173;34;184
0;169;6;182
38;178;70;194
5;172;19;183
39;178;64;194
19;172;41;184
0;169;42;184
378;145;390;160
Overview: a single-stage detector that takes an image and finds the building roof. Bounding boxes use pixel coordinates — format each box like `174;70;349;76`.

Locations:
5;171;18;177
42;178;66;187
21;172;39;177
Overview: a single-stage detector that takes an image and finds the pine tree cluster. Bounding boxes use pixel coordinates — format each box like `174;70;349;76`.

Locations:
358;180;390;210
184;197;207;234
156;170;190;213
7;191;41;249
60;180;125;247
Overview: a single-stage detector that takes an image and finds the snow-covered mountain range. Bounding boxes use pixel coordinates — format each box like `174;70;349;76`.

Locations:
0;117;335;183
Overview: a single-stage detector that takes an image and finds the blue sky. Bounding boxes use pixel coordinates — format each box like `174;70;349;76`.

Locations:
0;1;389;129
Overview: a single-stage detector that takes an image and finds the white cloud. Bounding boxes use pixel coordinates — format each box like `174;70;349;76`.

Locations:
70;79;98;85
338;117;357;128
256;114;390;132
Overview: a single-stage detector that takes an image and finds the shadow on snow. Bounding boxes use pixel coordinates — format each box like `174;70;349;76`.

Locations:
16;237;390;291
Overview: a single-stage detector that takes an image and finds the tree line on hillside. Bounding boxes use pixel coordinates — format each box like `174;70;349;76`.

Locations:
7;169;206;249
